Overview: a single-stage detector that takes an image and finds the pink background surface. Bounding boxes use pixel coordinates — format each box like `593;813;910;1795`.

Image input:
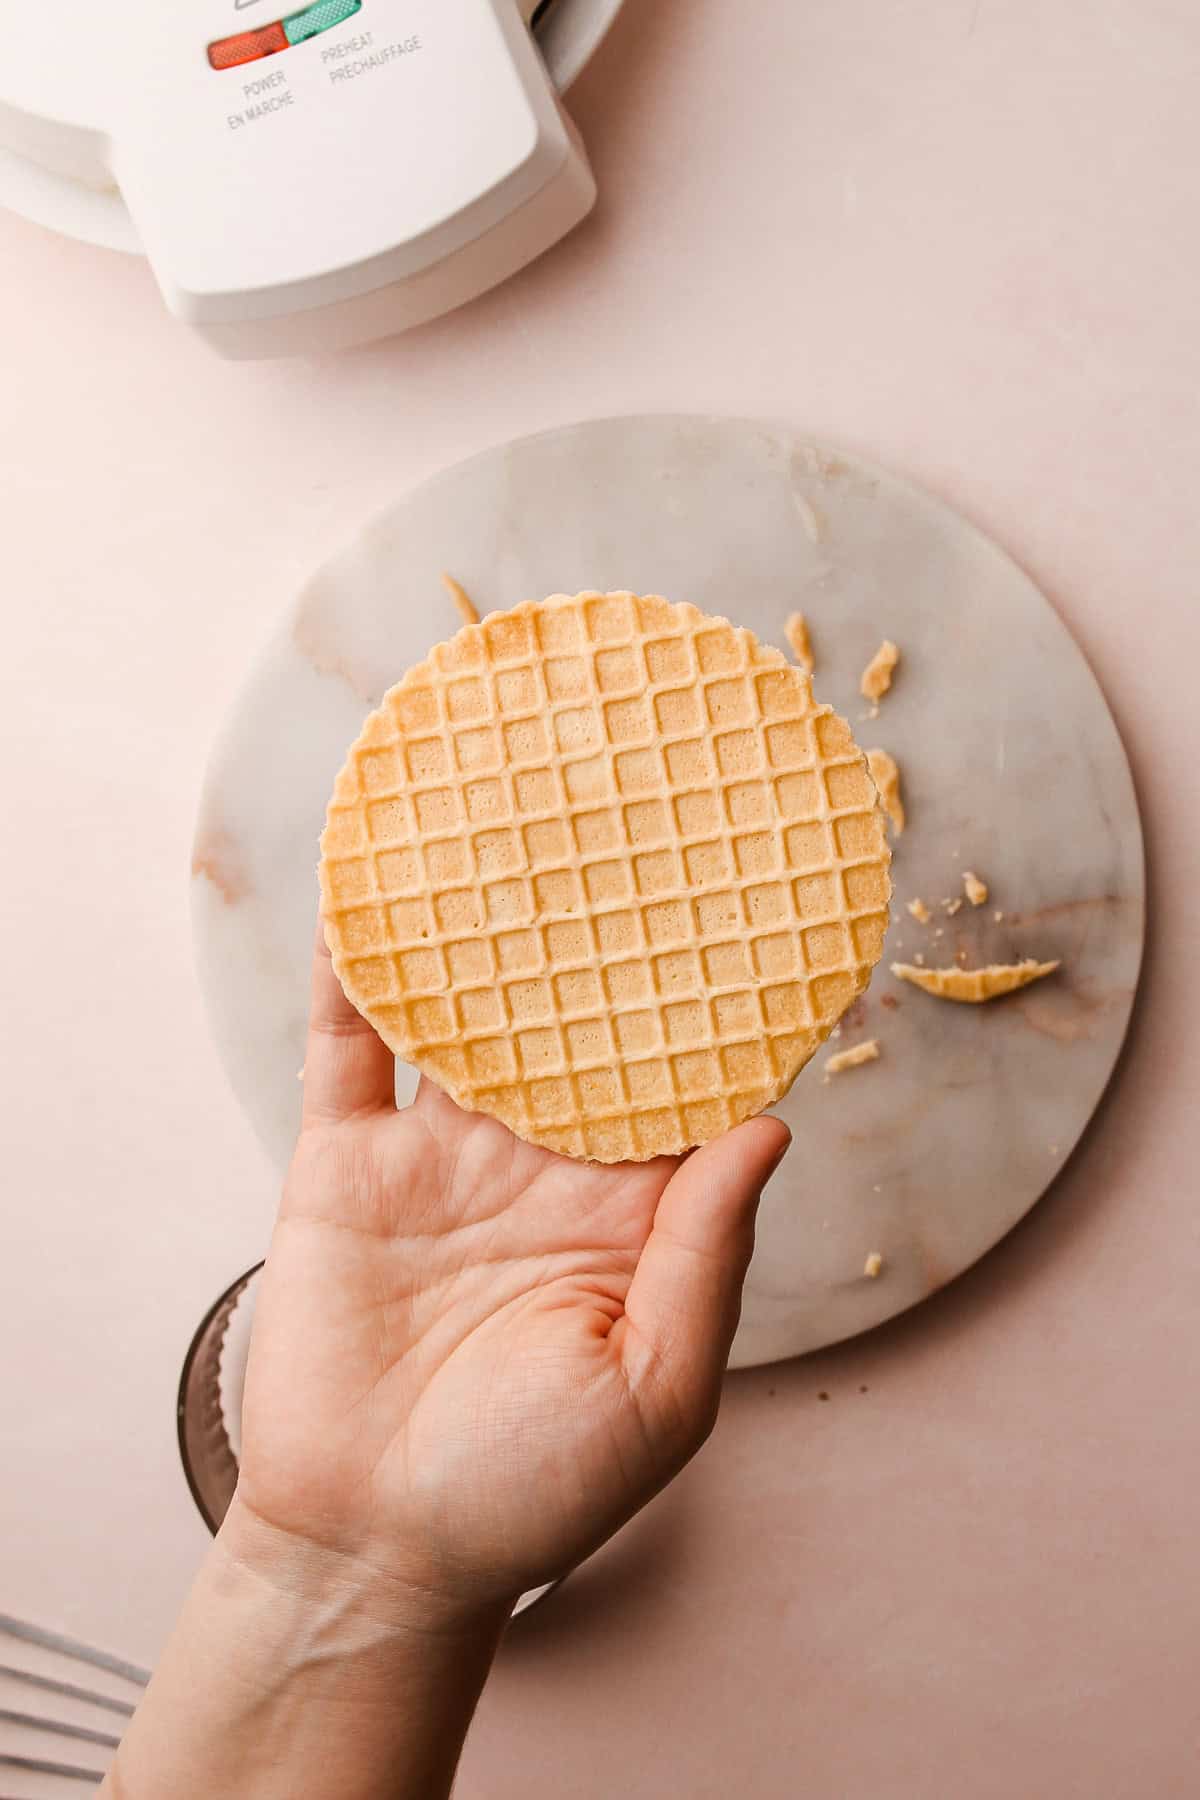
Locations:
2;2;1198;1793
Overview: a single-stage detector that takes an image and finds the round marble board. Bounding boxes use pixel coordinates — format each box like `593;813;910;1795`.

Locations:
192;416;1144;1367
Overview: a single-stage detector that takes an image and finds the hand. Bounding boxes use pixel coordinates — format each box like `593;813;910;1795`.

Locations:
235;925;789;1619
102;928;788;1800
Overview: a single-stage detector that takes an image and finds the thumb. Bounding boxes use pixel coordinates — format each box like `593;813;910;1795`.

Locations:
620;1116;790;1443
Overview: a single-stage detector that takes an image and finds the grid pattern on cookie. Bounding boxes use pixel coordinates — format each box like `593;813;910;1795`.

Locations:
320;593;891;1162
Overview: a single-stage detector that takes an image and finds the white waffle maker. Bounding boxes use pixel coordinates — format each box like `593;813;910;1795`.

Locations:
0;0;622;357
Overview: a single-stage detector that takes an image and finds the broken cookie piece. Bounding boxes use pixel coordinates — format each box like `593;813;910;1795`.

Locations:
441;571;480;626
860;639;899;701
963;870;989;906
784;610;815;675
890;959;1060;1003
825;1038;881;1076
867;748;905;836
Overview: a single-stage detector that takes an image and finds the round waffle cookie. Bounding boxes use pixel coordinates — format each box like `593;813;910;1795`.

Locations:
319;593;891;1162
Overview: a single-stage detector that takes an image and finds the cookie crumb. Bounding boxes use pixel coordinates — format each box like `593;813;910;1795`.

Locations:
907;897;931;924
880;993;899;1011
296;1066;305;1081
867;748;905;835
825;1038;881;1076
993;909;1004;923
860;639;899;701
963;869;989;906
784;610;815;675
944;897;963;916
441;571;480;626
864;1252;884;1279
914;952;926;966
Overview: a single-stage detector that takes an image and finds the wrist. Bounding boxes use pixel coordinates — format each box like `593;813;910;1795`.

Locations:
216;1483;518;1648
218;1491;514;1648
104;1495;509;1800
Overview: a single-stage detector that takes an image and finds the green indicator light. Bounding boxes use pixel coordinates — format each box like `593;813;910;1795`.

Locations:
283;0;362;47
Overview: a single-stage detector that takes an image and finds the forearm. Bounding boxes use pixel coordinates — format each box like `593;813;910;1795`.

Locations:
102;1499;510;1800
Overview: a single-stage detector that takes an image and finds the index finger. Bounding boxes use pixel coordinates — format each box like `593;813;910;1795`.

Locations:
300;920;397;1127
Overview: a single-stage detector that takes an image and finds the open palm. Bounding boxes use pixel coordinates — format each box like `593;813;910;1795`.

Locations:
237;928;789;1611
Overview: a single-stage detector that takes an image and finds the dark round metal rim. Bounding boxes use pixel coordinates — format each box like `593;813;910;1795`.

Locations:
176;1261;264;1536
